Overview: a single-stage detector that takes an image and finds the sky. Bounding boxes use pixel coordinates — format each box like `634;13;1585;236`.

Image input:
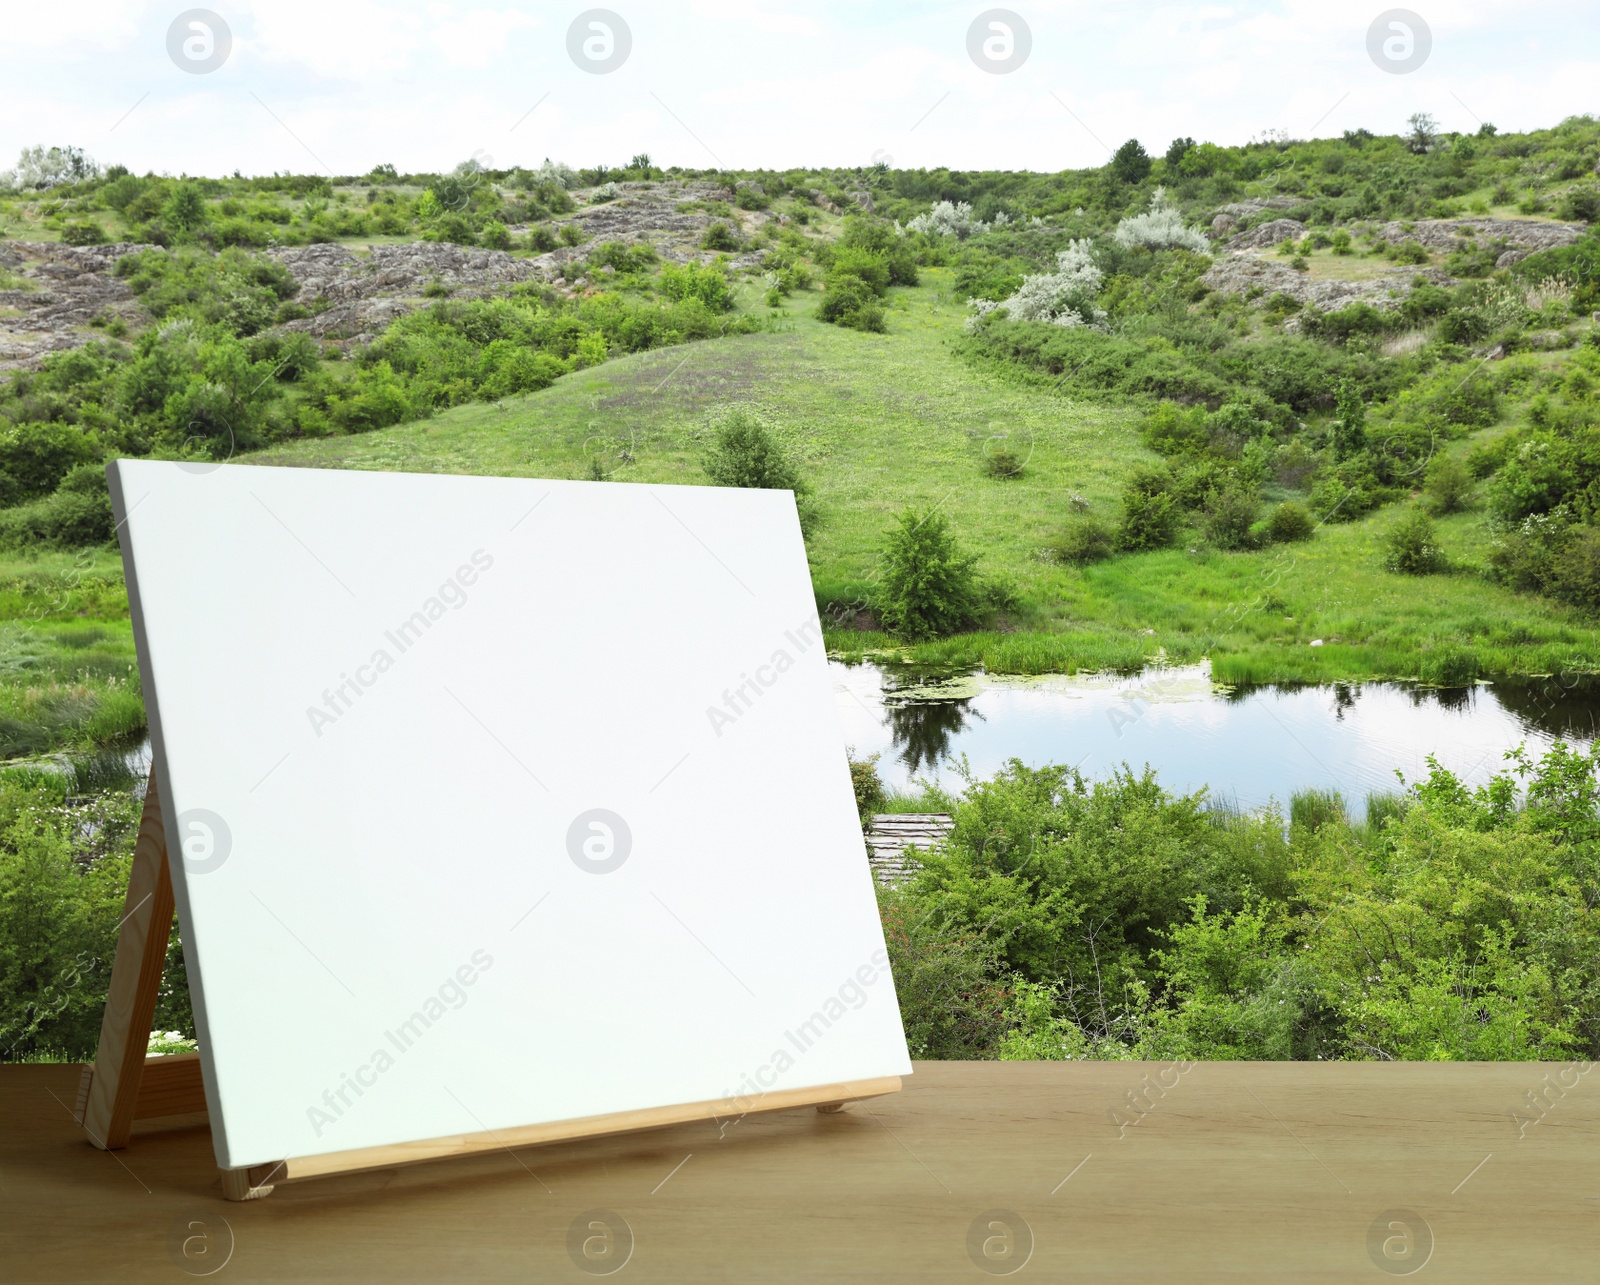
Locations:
2;1;1597;178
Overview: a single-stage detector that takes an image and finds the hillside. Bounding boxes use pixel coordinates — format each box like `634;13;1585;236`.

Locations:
2;118;1600;769
248;275;1600;686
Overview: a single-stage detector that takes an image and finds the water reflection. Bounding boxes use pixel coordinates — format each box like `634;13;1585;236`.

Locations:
884;695;982;774
833;661;1600;808
874;667;984;775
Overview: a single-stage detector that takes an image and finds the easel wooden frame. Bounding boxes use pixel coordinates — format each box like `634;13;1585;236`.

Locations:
79;767;901;1201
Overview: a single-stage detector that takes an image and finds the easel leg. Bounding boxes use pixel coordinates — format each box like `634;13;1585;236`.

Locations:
80;766;173;1150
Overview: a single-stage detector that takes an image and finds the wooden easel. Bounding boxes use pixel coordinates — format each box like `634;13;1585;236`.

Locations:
79;768;900;1201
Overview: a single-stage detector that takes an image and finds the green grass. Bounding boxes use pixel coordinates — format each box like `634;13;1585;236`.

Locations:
0;550;142;761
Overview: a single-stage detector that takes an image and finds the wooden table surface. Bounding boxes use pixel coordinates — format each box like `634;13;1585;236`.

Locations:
1;1059;1595;1281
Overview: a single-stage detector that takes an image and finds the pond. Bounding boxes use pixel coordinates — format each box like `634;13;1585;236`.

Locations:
831;660;1600;811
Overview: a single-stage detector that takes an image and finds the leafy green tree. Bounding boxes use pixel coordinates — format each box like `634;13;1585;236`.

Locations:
877;508;980;639
1164;137;1196;167
1110;139;1152;184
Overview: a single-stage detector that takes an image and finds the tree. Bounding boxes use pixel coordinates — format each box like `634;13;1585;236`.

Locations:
0;145;99;192
1406;112;1439;155
877;509;980;640
1110;139;1152;185
1332;383;1367;459
1164;137;1196;167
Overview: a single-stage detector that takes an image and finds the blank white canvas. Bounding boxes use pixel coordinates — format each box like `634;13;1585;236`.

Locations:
110;459;911;1169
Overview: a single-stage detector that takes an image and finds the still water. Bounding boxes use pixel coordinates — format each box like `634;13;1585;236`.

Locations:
831;661;1600;809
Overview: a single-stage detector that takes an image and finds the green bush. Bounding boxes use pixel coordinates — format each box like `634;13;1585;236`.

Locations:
850;756;887;831
1392;240;1430;265
0;783;139;1062
702;408;803;491
60;220;107;247
1383;507;1444;574
1548;527;1600;612
1423;453;1473;514
701;221;740;251
877;737;1600;1062
0;421;100;505
1202;486;1259;550
1264;501;1315;543
981;445;1025;478
817;273;886;332
1437;308;1490;345
877;882;1007;1058
659;261;733;311
1117;468;1180;551
0;466;115;550
1054;517;1116;565
876;508;980;640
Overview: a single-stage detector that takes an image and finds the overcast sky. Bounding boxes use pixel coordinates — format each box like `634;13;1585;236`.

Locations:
3;1;1597;178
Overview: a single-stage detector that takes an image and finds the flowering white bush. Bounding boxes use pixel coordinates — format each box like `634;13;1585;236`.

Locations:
966;239;1107;331
902;200;985;237
0;145;99;193
536;158;577;189
592;181;622;202
1112;187;1209;252
901;203;1045;237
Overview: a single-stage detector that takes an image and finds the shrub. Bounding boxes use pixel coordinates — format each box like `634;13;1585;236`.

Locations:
1112;188;1208;252
659;261;732;311
877;883;1007;1058
850;756;887;830
1392;240;1430;265
1203;486;1260;550
1547;527;1600;612
1117;468;1180;551
1437;308;1490;345
1423;454;1473;514
1331;382;1367;458
60;220;107;246
876;509;980;640
0;466;115;550
701;221;740;251
1384;507;1444;574
818;274;886;332
0;421;100;504
1264;501;1315;543
981;445;1025;479
1054;517;1116;565
1141;401;1208;456
702;408;804;493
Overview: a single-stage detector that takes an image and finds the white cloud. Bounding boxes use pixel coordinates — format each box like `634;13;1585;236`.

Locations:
0;0;1594;175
